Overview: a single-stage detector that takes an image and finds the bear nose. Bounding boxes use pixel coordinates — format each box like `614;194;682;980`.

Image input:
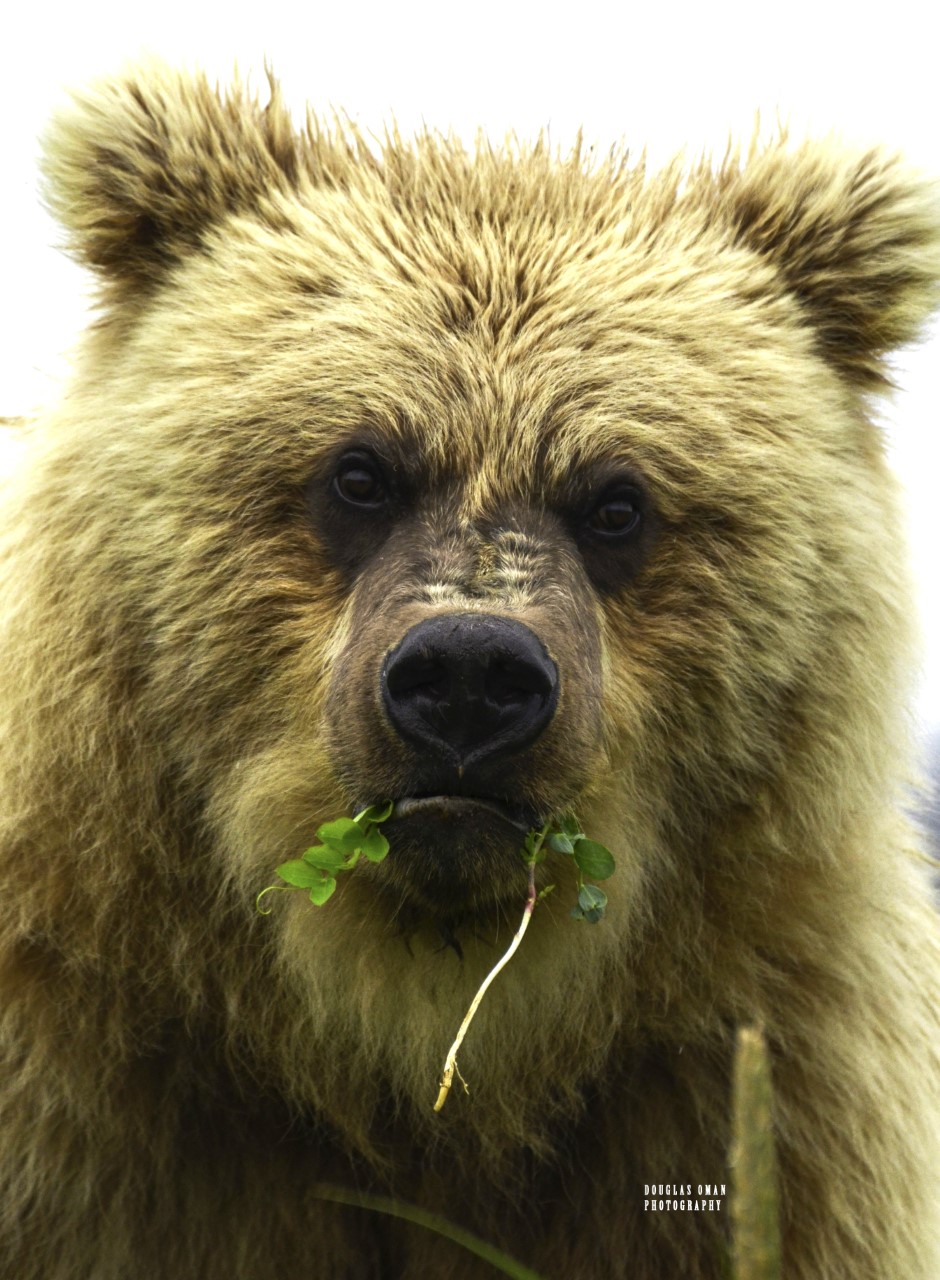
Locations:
381;614;559;769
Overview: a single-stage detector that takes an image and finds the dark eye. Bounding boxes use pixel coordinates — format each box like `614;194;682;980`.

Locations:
585;486;643;538
333;452;389;509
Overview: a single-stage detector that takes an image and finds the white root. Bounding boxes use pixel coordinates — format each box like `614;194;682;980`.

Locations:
434;861;538;1112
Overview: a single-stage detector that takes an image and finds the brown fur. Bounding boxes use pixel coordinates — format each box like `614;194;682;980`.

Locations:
2;62;939;1280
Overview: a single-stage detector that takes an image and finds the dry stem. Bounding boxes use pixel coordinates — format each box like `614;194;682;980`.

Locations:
434;860;539;1112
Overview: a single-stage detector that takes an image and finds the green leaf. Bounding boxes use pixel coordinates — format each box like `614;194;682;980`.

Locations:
571;890;606;924
276;859;326;889
546;832;575;855
301;844;348;872
316;817;365;852
578;883;608;912
573;839;615;880
559;812;582;839
308;876;337;905
574;883;608;922
354;801;394;825
360;827;390;863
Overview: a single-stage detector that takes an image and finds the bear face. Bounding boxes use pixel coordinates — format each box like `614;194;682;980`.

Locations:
1;61;939;1280
37;70;929;934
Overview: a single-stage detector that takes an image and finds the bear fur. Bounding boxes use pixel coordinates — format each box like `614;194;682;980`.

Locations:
1;62;939;1280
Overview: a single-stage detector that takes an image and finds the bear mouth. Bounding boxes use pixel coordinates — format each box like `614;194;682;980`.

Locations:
391;794;536;832
370;793;543;917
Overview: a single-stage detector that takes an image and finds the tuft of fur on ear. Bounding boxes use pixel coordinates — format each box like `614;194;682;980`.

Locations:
41;61;302;301
715;139;940;388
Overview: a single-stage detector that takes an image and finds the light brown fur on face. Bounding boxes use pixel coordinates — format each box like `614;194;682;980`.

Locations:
1;62;939;1280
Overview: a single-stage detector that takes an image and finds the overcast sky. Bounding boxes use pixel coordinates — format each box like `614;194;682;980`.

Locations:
2;0;938;727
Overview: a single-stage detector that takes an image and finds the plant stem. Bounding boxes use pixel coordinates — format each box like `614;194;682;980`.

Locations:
434;860;539;1112
311;1184;545;1280
730;1025;782;1280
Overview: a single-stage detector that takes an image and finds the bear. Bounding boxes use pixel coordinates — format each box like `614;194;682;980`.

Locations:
1;60;939;1280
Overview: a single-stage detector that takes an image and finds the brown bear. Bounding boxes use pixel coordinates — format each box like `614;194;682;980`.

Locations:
1;61;938;1280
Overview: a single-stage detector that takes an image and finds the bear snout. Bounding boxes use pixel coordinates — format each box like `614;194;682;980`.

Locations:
381;613;559;773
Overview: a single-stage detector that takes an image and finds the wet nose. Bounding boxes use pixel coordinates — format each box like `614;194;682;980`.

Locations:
381;614;559;769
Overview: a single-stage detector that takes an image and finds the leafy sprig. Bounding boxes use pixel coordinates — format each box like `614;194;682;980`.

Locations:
255;801;393;913
523;812;615;922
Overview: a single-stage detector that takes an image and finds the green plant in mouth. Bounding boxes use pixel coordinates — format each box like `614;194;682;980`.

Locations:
255;801;394;913
256;803;615;1110
528;811;616;923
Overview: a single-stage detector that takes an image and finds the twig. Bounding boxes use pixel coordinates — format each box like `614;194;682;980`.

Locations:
434;860;539;1112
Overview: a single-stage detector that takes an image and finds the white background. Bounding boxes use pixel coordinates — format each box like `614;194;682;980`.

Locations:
2;0;938;732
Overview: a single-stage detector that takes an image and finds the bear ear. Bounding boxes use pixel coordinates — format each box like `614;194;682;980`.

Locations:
716;140;940;388
41;61;302;301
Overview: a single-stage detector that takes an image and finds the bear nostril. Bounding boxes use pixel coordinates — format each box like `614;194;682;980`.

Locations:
382;614;558;768
485;656;552;708
386;653;450;703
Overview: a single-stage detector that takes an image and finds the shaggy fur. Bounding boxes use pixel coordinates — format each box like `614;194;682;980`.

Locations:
2;62;939;1280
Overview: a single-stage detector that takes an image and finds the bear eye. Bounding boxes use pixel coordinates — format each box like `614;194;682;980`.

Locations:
333;452;389;509
585;486;643;538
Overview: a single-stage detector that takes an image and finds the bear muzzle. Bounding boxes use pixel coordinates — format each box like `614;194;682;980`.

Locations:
362;613;561;910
